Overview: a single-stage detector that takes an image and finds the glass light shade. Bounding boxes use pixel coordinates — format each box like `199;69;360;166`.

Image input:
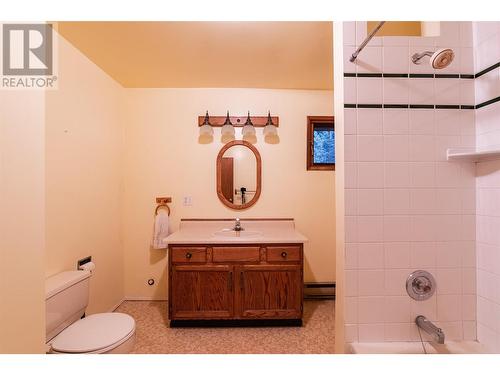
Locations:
242;124;256;137
221;124;235;136
199;124;213;136
263;124;278;136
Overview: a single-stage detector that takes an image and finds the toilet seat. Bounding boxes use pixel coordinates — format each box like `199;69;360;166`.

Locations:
50;313;135;354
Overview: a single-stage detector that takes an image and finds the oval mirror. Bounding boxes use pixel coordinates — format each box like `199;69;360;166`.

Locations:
216;140;261;210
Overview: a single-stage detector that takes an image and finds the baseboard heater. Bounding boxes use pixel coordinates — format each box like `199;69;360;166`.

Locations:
304;282;335;300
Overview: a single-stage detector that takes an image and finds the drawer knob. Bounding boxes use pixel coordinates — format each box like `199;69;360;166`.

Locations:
281;251;287;258
185;252;192;259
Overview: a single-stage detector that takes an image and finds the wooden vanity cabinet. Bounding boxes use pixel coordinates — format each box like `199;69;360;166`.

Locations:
168;244;303;326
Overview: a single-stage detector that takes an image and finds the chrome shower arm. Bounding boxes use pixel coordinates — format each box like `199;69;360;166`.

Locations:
349;21;386;62
411;51;434;64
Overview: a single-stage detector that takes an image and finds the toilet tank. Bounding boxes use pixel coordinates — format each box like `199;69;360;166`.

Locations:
45;270;91;342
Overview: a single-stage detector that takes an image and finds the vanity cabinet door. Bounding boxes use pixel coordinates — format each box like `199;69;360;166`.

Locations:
236;265;303;319
170;265;234;319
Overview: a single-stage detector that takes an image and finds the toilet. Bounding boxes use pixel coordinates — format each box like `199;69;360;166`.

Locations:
45;270;136;354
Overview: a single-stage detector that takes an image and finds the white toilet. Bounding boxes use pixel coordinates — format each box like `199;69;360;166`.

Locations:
45;270;136;354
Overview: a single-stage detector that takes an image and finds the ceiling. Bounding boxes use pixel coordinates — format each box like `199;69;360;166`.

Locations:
56;22;333;90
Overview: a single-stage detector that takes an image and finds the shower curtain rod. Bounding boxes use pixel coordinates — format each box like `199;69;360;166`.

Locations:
349;21;386;62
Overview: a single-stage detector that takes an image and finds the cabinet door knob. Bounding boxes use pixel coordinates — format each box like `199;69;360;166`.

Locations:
281;251;287;258
185;252;192;259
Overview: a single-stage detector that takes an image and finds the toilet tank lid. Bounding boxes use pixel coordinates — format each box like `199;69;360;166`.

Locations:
46;270;91;299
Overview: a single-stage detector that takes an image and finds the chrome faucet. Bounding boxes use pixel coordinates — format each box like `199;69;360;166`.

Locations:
416;315;445;344
233;218;243;232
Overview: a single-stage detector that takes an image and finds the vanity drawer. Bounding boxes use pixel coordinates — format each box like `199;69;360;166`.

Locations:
171;247;207;263
212;247;260;262
267;246;302;262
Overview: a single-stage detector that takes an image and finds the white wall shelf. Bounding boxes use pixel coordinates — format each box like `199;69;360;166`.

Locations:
447;148;500;162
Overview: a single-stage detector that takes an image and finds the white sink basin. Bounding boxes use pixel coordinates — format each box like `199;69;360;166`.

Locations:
213;230;263;238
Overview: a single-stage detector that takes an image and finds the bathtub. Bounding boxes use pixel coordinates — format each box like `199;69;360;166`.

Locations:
348;341;487;354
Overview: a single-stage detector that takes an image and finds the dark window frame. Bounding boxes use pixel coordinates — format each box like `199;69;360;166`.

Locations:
307;116;335;171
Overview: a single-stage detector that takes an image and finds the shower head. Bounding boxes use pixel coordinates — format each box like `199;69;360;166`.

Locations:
411;48;455;69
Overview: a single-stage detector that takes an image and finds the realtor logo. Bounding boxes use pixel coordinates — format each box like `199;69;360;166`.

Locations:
2;24;53;75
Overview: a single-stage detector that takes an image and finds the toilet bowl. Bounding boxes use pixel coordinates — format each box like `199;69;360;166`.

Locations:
48;313;136;354
45;270;136;354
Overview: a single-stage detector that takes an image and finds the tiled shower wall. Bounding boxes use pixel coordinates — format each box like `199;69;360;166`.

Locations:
474;22;500;353
343;22;477;343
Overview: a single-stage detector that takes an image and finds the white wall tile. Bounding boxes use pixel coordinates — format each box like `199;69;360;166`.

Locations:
358;242;384;269
437;294;462;321
345;297;358;324
384;135;409;161
383;216;411;242
436;268;462;294
358;324;385;342
384;242;410;269
434;79;460;105
344;108;357;135
356;46;383;74
409;109;435;135
383;46;410;73
343;22;356;46
358;271;385;297
384;296;411;323
358;109;383;135
357;189;383;215
384;78;410;104
357;216;384;242
409;79;435;104
385;269;411;296
410;242;436;268
358;162;384;188
410;162;436;188
345;243;358;270
357;78;383;104
383;109;409;135
358;135;384;161
383;189;410;215
344;77;357;103
385;162;410;188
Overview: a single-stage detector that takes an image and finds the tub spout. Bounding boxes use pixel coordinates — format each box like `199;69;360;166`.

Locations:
415;315;445;344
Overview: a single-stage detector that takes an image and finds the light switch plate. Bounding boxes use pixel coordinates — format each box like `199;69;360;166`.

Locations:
183;196;193;206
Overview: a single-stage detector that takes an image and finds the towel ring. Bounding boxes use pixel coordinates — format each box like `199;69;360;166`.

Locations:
154;197;172;216
155;204;170;216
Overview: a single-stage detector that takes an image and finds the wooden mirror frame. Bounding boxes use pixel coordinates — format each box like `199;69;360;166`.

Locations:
216;140;262;210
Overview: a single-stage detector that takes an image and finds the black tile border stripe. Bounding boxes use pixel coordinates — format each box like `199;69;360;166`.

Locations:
476;96;500;109
356;73;383;77
383;73;409;78
343;60;500;80
434;74;460;79
357;104;383;108
409;74;434;78
435;105;460;109
383;104;409;108
475;62;500;78
344;103;476;110
343;62;500;110
409;104;434;109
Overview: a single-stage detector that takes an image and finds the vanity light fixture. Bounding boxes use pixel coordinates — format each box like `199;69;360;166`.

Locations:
242;111;256;140
263;110;278;137
220;111;235;142
199;110;213;136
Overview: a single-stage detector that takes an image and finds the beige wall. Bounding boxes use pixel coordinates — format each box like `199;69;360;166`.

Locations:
122;88;335;299
45;32;124;314
0;90;46;353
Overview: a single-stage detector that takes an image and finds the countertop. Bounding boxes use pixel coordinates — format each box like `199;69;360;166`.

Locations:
162;219;308;245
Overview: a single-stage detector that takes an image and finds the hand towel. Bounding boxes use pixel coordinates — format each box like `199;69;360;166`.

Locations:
152;210;169;249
